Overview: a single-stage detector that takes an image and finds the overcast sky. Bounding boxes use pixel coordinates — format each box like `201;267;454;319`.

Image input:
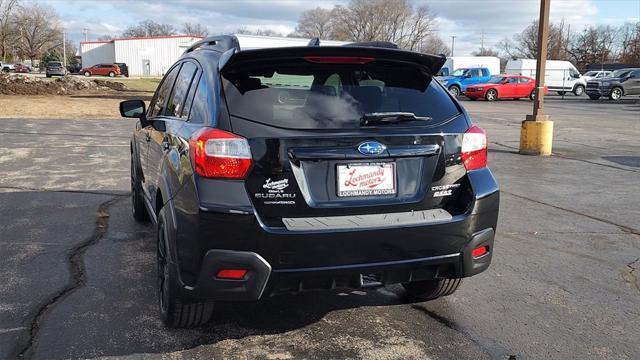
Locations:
39;0;640;56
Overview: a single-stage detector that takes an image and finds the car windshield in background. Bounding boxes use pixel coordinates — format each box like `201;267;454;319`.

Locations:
611;70;631;78
222;58;459;130
488;76;506;84
584;71;597;76
451;68;468;76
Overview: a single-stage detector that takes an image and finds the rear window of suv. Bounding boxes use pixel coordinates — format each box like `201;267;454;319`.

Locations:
222;58;459;130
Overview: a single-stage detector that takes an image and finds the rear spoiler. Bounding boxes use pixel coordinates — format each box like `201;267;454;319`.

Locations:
219;46;447;76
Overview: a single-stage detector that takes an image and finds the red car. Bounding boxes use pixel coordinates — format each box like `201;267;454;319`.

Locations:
81;63;121;77
464;75;548;101
14;64;31;73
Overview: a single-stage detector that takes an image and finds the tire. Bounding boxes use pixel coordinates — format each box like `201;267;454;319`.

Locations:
84;71;91;77
402;278;462;301
557;91;565;96
131;154;149;222
573;85;584;96
109;71;115;77
588;95;600;100
448;85;461;98
609;87;623;101
485;89;498;101
157;206;214;328
529;89;536;100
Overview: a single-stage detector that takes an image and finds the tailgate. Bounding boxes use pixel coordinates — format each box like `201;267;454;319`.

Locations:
221;47;470;228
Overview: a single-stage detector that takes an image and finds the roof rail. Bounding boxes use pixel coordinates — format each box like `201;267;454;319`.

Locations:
307;37;321;47
344;41;399;49
184;35;241;54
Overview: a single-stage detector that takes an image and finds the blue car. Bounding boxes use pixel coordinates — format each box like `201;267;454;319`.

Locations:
438;67;492;97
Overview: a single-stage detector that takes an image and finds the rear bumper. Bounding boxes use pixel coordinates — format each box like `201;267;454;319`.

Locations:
180;168;499;301
187;227;495;301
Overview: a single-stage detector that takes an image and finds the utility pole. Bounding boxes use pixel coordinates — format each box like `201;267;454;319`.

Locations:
82;28;88;42
62;31;67;68
480;30;485;54
520;0;553;156
451;35;456;56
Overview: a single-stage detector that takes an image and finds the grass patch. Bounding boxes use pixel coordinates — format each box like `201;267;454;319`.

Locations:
119;77;161;92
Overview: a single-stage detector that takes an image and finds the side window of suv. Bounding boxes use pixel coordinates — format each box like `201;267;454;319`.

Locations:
165;62;197;118
189;73;211;124
150;65;180;117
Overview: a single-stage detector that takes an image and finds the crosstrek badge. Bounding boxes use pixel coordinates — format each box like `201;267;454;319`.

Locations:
431;184;461;197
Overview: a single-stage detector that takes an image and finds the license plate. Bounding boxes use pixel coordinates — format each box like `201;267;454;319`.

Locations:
337;163;396;197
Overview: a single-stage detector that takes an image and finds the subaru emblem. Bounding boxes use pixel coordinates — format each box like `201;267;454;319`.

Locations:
357;141;386;155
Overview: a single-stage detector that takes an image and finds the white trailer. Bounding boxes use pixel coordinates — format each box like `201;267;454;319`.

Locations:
437;56;500;77
505;59;587;96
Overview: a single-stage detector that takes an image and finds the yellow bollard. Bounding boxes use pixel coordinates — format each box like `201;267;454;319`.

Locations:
519;117;554;156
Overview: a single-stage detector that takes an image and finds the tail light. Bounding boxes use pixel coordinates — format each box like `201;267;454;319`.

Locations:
461;125;487;171
189;128;253;179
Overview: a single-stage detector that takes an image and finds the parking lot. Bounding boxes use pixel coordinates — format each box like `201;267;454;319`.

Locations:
1;96;639;359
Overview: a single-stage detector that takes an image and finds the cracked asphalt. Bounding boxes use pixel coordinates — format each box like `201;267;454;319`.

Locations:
0;95;638;359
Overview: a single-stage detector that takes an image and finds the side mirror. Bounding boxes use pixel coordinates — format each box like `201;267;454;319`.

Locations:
120;99;146;119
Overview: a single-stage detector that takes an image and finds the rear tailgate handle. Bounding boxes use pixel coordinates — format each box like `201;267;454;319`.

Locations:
387;144;440;157
288;144;439;164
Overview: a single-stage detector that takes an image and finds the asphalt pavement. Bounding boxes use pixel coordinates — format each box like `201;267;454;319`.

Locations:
0;95;638;359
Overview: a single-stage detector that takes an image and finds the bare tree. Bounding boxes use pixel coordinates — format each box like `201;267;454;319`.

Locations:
122;20;176;38
497;19;570;60
567;25;616;69
328;0;438;51
472;47;500;57
182;22;208;37
97;35;113;41
235;27;285;37
296;7;333;39
617;22;640;65
420;34;450;55
12;3;62;64
0;0;19;62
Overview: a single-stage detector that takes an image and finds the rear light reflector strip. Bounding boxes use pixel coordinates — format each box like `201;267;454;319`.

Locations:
216;269;248;280
472;245;489;258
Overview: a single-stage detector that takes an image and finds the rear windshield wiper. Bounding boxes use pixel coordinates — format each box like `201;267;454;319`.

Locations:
360;112;432;126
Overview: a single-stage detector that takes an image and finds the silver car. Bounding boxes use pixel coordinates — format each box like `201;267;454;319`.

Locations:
46;61;67;77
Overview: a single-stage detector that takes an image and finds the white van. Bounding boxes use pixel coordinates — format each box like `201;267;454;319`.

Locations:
437;56;500;77
505;59;587;96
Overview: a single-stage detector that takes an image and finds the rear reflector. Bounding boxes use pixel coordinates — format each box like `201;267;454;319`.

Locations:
472;246;489;258
304;56;374;64
461;125;487;171
189;128;253;179
216;269;248;280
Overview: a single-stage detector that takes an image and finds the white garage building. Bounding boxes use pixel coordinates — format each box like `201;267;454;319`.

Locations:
80;35;204;76
80;34;348;76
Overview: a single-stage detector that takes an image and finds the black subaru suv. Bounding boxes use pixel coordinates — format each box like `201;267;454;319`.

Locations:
120;35;499;328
